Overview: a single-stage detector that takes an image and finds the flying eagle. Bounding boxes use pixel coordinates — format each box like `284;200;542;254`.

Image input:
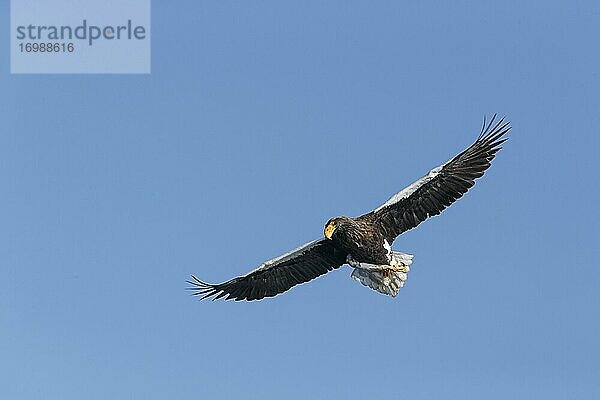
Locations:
188;115;509;301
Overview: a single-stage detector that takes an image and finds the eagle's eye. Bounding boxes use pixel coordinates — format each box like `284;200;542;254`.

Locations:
324;222;336;239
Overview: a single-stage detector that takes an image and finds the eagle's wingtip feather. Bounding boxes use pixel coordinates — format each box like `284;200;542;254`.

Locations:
186;275;224;300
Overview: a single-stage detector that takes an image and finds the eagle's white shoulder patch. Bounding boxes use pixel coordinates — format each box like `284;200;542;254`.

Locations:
373;163;446;212
256;239;322;272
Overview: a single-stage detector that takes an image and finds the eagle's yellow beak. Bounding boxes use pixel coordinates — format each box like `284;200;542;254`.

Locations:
324;222;336;240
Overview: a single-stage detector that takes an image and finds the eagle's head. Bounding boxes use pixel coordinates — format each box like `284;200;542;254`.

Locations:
324;216;352;240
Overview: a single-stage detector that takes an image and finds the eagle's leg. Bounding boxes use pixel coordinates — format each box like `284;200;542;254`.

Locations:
346;254;359;268
383;240;410;272
346;254;410;272
346;254;386;270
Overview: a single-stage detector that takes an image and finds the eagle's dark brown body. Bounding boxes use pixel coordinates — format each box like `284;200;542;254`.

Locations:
325;216;390;265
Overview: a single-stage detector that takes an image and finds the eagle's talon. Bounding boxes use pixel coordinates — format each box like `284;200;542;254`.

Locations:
390;264;409;273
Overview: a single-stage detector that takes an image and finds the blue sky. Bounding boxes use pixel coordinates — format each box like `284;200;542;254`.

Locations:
2;1;599;399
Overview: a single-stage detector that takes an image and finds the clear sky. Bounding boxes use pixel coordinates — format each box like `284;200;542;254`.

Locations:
2;1;599;399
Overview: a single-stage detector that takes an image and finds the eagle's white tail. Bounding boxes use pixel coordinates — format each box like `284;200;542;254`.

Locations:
350;252;414;297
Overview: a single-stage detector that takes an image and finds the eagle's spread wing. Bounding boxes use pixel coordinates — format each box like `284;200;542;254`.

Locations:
187;239;347;301
361;115;509;242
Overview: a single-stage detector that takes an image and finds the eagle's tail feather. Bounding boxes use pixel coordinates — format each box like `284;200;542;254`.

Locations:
350;252;414;297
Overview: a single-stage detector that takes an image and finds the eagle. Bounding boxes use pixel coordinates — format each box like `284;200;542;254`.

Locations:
188;115;510;301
